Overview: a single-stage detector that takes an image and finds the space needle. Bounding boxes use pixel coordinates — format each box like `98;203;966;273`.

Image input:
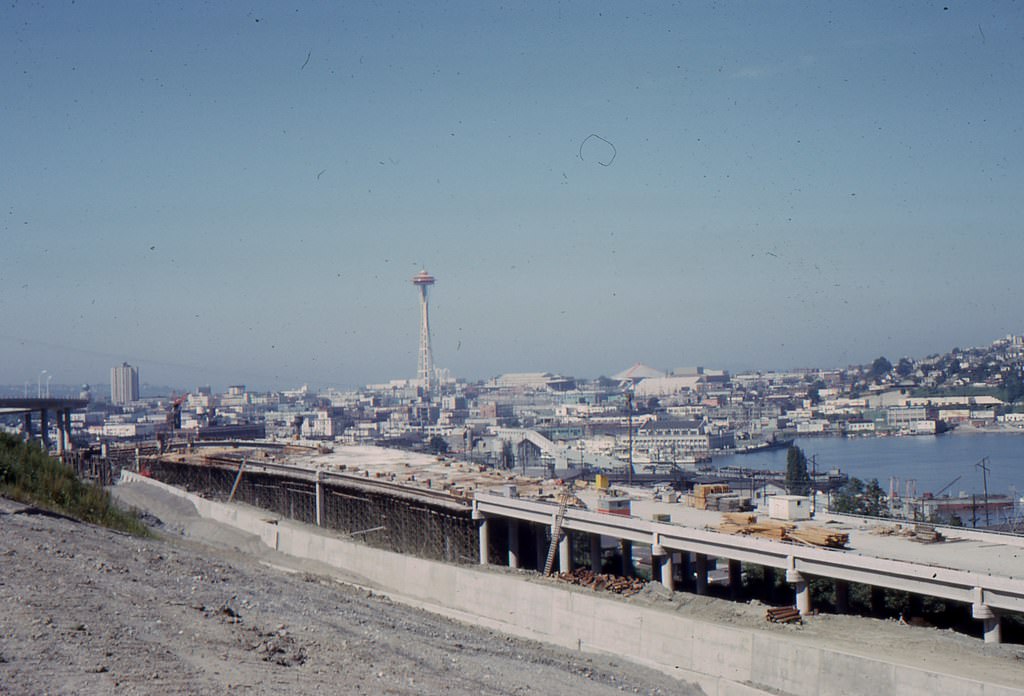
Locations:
412;269;436;397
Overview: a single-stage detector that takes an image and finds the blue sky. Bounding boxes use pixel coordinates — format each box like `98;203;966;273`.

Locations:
2;2;1022;390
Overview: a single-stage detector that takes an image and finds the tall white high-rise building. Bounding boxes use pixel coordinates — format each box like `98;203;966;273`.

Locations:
411;269;436;396
111;362;140;405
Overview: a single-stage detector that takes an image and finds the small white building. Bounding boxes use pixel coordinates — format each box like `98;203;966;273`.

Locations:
768;495;812;521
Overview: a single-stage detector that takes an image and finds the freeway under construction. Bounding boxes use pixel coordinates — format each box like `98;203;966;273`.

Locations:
123;440;1024;644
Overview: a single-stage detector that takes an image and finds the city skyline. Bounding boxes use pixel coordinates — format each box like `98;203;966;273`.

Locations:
3;3;1023;389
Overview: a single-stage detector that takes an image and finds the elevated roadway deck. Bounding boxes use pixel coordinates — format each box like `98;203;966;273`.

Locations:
473;490;1024;642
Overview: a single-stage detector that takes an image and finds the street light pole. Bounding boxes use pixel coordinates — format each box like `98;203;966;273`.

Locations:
626;390;634;486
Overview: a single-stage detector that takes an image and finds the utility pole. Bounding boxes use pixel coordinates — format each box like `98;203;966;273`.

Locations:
976;457;991;527
810;454;817;517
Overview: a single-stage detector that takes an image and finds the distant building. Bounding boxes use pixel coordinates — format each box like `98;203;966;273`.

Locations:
110;362;139;405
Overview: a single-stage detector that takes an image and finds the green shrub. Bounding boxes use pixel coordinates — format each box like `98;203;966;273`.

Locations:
0;433;149;536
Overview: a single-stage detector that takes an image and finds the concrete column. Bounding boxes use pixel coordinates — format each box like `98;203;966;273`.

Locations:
653;546;674;592
834;580;849;613
477;515;489;565
650;543;664;584
678;552;691;590
314;470;324;527
590;534;602;572
694;553;709;595
40;409;50;449
558;530;571;574
728;559;742;599
973;604;1001;644
619;540;633;577
64;410;73;452
787;567;811;615
973;588;1002;644
23;412;33;440
508;519;520;569
55;414;65;456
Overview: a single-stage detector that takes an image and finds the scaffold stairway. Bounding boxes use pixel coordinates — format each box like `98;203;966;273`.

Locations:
543;488;572;576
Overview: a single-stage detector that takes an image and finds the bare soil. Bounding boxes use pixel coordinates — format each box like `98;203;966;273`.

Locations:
0;493;695;696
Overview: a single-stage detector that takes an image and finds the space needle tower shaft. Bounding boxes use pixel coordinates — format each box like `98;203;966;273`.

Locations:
412;270;436;396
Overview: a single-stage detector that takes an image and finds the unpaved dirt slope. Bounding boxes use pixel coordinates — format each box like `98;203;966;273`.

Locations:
0;494;695;696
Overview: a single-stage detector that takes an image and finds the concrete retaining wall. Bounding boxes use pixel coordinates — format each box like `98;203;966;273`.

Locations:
122;472;1023;696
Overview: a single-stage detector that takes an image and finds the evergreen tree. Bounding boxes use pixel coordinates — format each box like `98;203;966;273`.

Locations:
427;435;448;455
831;477;865;513
868;356;893;381
785;445;811;496
830;476;887;517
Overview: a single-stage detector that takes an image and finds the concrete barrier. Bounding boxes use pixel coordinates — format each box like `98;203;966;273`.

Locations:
120;472;1024;696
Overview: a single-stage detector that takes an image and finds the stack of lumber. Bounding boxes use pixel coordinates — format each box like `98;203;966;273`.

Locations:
688;483;731;510
788;525;850;548
556;568;647;596
718;517;794;540
705;493;751;512
718;517;849;548
910;524;944;543
872;524;944;543
766;606;802;624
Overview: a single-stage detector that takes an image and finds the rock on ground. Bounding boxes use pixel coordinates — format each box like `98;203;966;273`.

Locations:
0;496;696;696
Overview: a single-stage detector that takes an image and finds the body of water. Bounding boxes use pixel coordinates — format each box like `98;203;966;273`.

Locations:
712;432;1024;499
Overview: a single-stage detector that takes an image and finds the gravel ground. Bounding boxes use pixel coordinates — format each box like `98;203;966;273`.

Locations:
0;495;697;696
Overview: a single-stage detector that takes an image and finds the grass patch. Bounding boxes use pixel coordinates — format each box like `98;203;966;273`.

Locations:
0;433;150;536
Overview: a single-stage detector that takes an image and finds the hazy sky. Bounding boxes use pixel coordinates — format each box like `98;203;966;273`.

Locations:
3;2;1022;390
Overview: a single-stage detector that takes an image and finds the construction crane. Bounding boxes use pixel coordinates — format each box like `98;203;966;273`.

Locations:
933;474;962;499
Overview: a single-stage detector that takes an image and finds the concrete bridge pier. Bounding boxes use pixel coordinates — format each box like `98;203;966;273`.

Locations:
63;409;73;453
973;588;1002;644
508;519;520;569
23;412;33;441
652;544;674;591
694;553;709;595
40;409;50;450
53;408;72;456
678;552;691;591
787;567;811;615
619;540;633;577
55;411;65;456
558;530;571;573
974;605;1001;644
473;509;488;565
589;534;602;572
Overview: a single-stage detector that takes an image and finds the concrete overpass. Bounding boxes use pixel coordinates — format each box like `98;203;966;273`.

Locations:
493;427;624;470
473;491;1024;643
0;398;88;454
